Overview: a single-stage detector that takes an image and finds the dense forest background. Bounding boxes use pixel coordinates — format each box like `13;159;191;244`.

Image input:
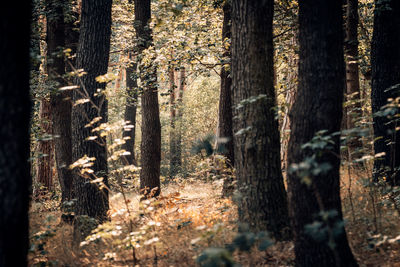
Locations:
1;0;400;266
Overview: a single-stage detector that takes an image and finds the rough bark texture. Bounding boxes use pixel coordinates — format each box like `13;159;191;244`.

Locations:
217;2;234;166
72;0;112;222
135;0;161;197
231;0;291;240
0;2;31;266
122;53;138;166
280;35;298;171
345;0;363;153
287;1;358;266
36;99;54;190
371;0;400;186
46;0;74;202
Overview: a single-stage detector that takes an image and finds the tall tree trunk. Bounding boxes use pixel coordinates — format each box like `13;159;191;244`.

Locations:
36;98;54;191
0;2;31;265
345;0;362;154
72;0;112;222
169;67;178;178
231;0;291;240
280;34;298;171
122;53;138;166
175;67;185;169
217;2;234;166
46;0;74;202
287;0;358;266
135;0;161;197
371;0;400;186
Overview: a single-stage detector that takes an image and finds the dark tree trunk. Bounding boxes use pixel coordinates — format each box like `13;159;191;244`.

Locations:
0;2;31;266
217;2;234;166
46;0;74;202
345;0;363;154
36;98;54;190
135;0;161;197
231;0;291;240
287;1;358;266
72;0;112;222
122;53;138;166
371;0;400;186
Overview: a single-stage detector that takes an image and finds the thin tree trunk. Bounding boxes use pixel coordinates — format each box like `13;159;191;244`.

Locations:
345;0;363;154
217;2;234;166
122;52;138;166
371;0;400;186
280;35;298;171
287;0;358;266
0;2;31;265
36;98;54;191
232;0;291;240
72;0;112;222
169;67;178;178
175;67;185;169
135;0;161;197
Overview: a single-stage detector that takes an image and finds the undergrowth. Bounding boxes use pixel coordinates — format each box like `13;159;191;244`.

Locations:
29;163;400;267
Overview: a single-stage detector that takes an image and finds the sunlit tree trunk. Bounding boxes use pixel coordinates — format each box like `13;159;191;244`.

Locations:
0;2;31;265
169;67;178;178
122;52;138;166
232;0;291;240
135;0;161;197
371;0;400;186
287;0;358;266
72;0;112;222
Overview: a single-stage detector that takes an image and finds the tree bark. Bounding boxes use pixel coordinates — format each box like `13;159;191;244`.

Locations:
169;67;178;178
135;0;161;197
217;2;234;166
345;0;363;154
72;0;112;222
231;0;291;240
287;1;358;266
0;2;31;265
175;67;185;169
122;53;138;166
371;0;400;186
46;0;75;202
36;98;54;191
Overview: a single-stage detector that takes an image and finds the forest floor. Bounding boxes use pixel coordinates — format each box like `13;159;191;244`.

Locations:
29;169;400;267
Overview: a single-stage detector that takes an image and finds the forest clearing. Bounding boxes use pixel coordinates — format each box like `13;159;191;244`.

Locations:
1;0;400;266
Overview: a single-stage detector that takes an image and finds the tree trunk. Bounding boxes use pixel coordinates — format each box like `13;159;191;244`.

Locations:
287;1;358;266
280;34;298;171
345;0;363;155
36;98;54;191
0;2;31;265
371;0;400;186
135;0;161;197
217;2;234;166
122;53;138;166
175;67;185;169
231;0;291;240
169;67;178;178
46;0;75;202
72;0;112;222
